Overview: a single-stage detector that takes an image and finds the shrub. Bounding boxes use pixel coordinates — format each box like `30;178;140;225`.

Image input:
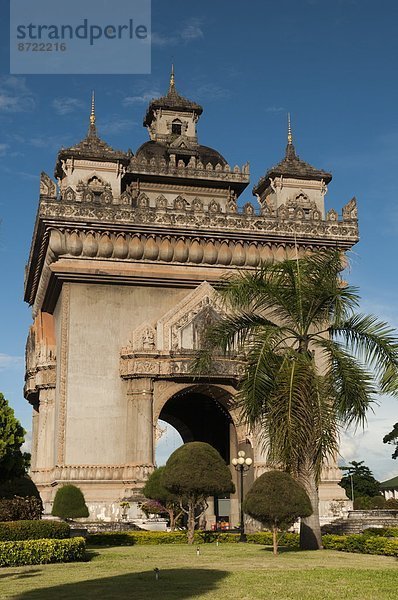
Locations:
52;485;89;519
246;532;299;548
87;531;188;546
353;495;388;510
87;530;300;547
385;498;398;509
0;496;43;521
323;534;398;557
363;527;398;538
0;537;86;567
0;476;40;499
0;520;70;541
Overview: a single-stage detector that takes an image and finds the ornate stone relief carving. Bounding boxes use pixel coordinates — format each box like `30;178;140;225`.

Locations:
40;172;57;198
342;197;357;221
120;282;243;381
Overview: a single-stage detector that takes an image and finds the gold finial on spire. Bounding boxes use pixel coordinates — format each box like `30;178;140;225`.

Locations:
287;112;293;145
90;90;96;126
170;63;175;88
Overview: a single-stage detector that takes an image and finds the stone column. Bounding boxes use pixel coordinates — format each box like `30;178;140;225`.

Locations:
126;378;154;465
30;403;40;471
35;388;56;470
229;422;240;527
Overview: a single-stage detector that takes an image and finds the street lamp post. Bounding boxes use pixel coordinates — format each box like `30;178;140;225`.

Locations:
231;450;252;542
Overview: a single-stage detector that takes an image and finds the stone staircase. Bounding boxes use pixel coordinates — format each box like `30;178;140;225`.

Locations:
322;510;398;535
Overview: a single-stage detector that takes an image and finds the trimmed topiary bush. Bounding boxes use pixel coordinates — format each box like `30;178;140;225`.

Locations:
162;442;234;544
0;537;85;567
243;471;312;555
51;485;89;519
0;496;43;521
0;520;70;541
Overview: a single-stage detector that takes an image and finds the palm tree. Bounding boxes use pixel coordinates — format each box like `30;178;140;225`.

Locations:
194;250;398;549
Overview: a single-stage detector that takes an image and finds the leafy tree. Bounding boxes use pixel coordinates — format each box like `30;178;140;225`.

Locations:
194;251;398;550
51;484;89;519
244;470;312;555
143;466;182;531
0;393;27;482
340;460;381;500
162;442;235;544
353;495;386;509
0;475;40;500
383;423;398;459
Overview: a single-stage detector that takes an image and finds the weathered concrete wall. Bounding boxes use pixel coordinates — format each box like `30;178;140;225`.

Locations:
64;283;188;465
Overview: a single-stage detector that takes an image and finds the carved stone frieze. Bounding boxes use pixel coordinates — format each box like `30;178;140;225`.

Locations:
120;353;244;380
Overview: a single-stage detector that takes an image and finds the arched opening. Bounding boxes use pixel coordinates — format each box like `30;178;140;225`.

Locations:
157;385;238;528
159;386;233;462
171;119;182;135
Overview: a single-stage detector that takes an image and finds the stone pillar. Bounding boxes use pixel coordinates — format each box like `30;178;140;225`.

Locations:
35;388;56;469
229;422;239;527
126;378;154;465
30;403;39;471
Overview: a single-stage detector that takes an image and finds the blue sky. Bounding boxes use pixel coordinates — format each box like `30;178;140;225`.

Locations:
0;0;397;480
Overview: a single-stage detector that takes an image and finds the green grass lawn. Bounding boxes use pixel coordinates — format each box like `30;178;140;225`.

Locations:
0;544;397;600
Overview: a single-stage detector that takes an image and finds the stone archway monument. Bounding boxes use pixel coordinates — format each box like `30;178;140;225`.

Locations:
24;73;358;521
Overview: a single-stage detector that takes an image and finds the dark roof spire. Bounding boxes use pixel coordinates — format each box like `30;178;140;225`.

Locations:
143;67;203;127
252;117;332;196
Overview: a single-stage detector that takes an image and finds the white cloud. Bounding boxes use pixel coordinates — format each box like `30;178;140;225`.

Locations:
152;18;204;47
0;76;35;112
180;19;204;42
123;90;161;106
0;354;23;371
21;430;32;453
339;395;398;481
100;117;136;135
52;97;84;116
0;143;8;156
266;106;285;113
196;83;230;101
151;32;179;47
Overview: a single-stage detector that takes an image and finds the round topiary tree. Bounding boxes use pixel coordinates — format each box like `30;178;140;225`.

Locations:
51;485;89;520
162;442;235;544
244;470;312;555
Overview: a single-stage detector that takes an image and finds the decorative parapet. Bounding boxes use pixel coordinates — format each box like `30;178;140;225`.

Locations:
127;155;250;184
31;463;154;485
38;198;358;242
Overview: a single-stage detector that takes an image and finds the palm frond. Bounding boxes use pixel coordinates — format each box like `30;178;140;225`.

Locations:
330;314;398;395
315;338;377;428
